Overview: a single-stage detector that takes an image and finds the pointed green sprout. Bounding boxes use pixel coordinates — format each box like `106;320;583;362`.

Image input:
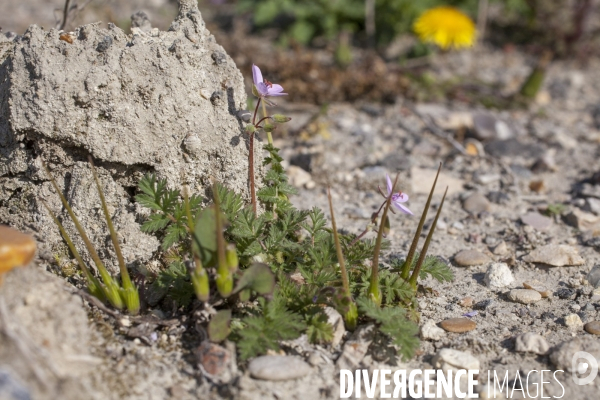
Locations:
400;163;442;281
408;187;448;289
213;182;233;297
369;172;400;306
90;158;140;314
183;187;210;302
43;162;124;310
327;187;357;330
41;200;105;302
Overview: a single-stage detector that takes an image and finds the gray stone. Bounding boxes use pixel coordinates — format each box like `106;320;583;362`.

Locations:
523;244;585;267
0;265;102;399
454;249;491;267
507;289;542;304
0;2;252;269
130;11;152;32
515;332;549;355
462;193;491;214
336;324;375;370
564;208;600;231
323;306;345;348
521;212;553;231
484;262;514;288
492;240;508;255
420;320;446;341
248;356;311;381
585;197;600;215
472;113;512;141
587;265;600;288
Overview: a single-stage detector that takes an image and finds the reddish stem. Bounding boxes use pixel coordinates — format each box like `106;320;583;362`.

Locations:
248;98;262;216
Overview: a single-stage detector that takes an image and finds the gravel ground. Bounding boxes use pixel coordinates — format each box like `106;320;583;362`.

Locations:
2;3;600;398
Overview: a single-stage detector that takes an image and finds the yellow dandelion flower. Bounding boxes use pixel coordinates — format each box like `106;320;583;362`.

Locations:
413;6;476;50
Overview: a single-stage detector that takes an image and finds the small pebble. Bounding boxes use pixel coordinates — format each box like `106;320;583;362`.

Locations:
249;356;312;381
584;321;600;335
432;348;480;371
440;318;477;333
565;314;583;329
520;212;552;231
484;262;514;288
523;281;553;298
491;240;508;255
459;296;474;307
420;320;446;341
515;332;549;355
454;249;491;267
523;244;585;267
507;289;542;304
463;193;491;214
555;288;576;300
306;352;323;366
587;265;600;288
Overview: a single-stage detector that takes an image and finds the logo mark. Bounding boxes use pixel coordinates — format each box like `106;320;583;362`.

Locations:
571;351;598;385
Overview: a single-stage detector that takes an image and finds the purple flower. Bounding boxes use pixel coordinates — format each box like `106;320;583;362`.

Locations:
252;64;287;98
462;311;478;318
386;174;413;215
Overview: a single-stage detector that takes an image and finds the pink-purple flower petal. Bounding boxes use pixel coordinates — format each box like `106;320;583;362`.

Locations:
252;64;263;87
386;174;393;194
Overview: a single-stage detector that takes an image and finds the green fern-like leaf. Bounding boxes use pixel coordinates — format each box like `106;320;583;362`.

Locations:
356;297;419;361
236;296;306;360
306;311;334;344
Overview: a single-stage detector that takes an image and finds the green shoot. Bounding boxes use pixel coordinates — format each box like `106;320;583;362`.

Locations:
41;200;105;302
408;187;448;288
43;162;124;310
327;187;357;330
89;158;139;314
400;163;442;280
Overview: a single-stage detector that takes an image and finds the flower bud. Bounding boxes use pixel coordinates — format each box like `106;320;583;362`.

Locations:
226;244;238;273
272;114;292;123
245;124;256;134
191;267;210;302
263;123;276;132
216;272;233;297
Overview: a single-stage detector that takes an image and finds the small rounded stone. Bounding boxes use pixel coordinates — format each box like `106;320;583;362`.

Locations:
584;321;600;335
462;193;491;214
507;289;542;304
249;356;311;381
0;225;36;275
454;249;491;267
439;318;477;333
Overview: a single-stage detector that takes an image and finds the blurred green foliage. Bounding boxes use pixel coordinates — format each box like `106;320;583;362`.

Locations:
237;0;529;47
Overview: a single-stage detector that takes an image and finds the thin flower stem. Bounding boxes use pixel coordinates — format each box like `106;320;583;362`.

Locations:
249;133;256;216
348;200;386;247
255;116;272;127
369;173;400;306
261;101;273;145
248;98;262;216
252;98;261;125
